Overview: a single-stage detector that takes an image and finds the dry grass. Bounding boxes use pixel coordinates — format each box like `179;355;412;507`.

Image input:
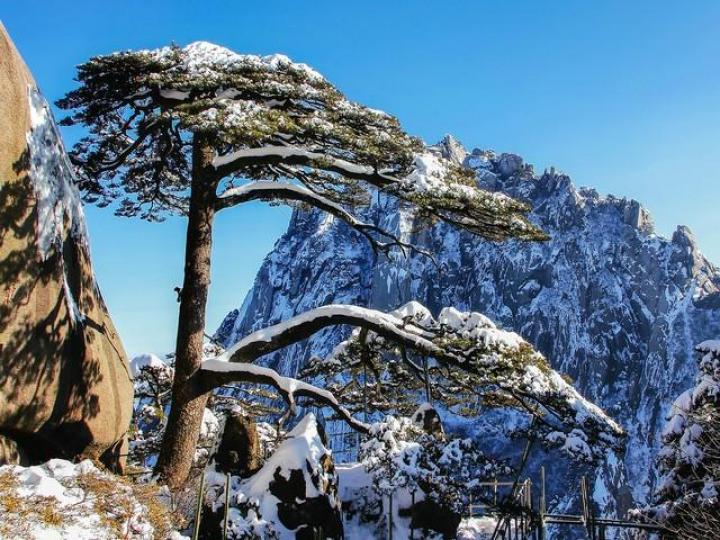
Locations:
0;462;181;539
0;470;34;537
133;482;187;539
39;499;64;526
77;467;182;538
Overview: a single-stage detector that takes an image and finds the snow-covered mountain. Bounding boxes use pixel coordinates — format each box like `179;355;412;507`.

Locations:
216;136;720;520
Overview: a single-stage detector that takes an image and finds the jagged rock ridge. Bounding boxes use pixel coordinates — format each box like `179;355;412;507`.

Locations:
216;135;720;520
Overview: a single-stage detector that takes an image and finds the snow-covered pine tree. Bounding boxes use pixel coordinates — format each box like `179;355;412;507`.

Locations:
303;300;625;462
636;340;720;538
58;41;545;488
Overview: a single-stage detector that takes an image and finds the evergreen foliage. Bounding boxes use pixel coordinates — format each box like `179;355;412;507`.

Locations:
633;340;720;538
57;40;547;487
303;301;624;462
57;41;544;241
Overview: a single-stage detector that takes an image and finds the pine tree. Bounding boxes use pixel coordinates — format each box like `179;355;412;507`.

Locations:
58;41;545;488
302;301;625;461
636;340;720;538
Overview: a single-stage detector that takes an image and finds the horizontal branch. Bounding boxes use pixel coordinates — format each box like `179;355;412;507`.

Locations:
198;359;369;433
213;145;396;186
216;181;433;258
215;304;452;366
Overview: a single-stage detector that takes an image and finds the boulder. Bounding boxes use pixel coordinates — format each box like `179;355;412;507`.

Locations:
0;23;133;470
412;403;445;440
497;152;524;178
406;499;461;539
214;411;262;478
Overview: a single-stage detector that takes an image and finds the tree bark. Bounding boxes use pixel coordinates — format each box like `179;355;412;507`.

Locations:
155;135;217;488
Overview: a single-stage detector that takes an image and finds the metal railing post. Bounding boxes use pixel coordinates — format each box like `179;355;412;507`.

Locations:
223;473;231;540
192;473;206;540
388;492;394;540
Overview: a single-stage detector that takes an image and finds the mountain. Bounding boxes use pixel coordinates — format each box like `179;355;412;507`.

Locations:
215;135;720;522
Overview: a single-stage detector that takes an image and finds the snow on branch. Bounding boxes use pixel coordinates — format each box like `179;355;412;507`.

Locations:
216;181;434;258
213;146;396;185
214;149;545;242
305;301;624;461
201;300;622;459
59;40;544;241
213;304;451;366
198;358;369;433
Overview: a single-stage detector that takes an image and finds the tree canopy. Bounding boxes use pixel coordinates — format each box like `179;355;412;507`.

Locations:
203;300;624;461
633;340;720;538
57;41;545;243
302;301;624;462
58;40;549;488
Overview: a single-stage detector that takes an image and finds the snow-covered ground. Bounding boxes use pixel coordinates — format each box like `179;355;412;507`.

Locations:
0;459;184;540
337;461;500;539
456;517;499;539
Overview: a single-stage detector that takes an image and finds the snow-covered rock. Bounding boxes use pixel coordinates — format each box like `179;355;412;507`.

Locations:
130;353;170;379
205;413;342;539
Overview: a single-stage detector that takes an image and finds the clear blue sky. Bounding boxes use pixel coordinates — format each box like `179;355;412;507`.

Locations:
3;1;719;357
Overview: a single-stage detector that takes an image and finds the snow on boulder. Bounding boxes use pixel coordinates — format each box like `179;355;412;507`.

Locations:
205;413;342;539
696;340;720;356
412;402;445;439
0;459;179;539
0;23;132;470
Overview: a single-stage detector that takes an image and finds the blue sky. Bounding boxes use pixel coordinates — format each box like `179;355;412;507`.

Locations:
3;1;719;356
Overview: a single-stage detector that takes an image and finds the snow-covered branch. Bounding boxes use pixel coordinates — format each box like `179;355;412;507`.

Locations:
198;358;369;433
305;301;625;461
216;181;433;258
214;304;453;366
213;145;397;186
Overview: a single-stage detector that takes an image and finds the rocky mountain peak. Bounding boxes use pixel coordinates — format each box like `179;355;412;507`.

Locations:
672;224;697;249
434;134;468;165
218;138;720;527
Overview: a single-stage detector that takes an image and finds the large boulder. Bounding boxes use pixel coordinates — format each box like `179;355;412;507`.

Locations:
0;23;133;470
214;411;263;478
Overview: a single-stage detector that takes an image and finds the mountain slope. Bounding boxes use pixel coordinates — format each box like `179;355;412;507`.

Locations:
216;136;720;517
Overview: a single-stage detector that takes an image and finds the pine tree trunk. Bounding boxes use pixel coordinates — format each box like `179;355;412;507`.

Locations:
155;136;217;488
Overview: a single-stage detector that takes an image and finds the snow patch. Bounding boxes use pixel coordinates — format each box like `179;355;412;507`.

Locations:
0;459;167;539
26;86;87;258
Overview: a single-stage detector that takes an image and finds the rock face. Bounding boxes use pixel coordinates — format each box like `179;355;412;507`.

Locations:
218;135;720;524
215;412;263;478
403;499;461;540
0;24;132;469
412;404;445;440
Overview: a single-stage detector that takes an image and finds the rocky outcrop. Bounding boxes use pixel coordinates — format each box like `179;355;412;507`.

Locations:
214;411;263;478
403;499;461;540
412;404;444;440
0;24;132;470
217;135;720;527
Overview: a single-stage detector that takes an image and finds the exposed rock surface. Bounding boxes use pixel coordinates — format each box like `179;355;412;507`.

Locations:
402;499;461;539
214;412;263;478
412;404;445;440
0;24;132;469
218;134;720;527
